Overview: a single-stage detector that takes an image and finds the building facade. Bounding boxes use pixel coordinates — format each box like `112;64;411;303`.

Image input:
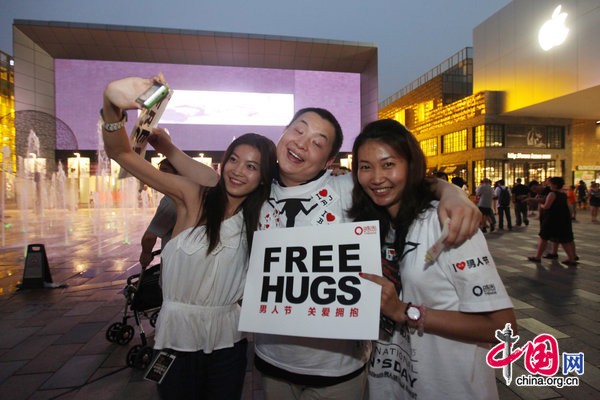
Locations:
379;0;600;191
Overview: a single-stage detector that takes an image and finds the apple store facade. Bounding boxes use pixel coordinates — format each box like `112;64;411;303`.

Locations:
378;0;600;189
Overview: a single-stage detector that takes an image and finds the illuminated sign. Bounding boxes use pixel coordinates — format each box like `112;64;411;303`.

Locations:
538;5;569;51
507;153;552;160
576;166;600;171
160;90;294;126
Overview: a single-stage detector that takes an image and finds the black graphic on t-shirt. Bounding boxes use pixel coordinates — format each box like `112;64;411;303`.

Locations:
400;241;419;261
267;197;318;227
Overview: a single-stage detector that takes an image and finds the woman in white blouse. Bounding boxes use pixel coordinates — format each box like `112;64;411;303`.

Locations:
101;75;277;399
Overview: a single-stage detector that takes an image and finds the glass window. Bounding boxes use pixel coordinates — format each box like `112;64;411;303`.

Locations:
420;137;438;157
473;125;484;148
546;127;564;149
486;125;504;147
442;129;467;153
474;124;504;148
473;160;503;186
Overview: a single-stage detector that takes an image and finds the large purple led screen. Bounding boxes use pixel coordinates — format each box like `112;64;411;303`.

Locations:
55;60;361;153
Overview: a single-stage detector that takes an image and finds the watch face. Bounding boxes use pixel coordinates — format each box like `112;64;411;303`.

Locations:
407;306;421;321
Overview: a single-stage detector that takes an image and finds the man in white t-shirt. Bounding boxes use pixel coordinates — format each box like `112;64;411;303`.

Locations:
253;108;483;399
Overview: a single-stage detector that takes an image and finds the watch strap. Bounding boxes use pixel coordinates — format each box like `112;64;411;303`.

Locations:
100;109;127;132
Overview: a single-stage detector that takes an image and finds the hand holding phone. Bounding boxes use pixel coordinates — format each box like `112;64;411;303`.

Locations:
135;82;169;109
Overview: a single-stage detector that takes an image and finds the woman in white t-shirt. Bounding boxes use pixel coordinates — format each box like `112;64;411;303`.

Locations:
348;119;516;400
102;75;277;399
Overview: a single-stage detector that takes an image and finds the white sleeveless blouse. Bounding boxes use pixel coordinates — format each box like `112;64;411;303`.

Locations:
153;211;248;353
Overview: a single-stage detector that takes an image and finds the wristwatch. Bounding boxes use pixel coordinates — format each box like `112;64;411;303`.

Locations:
405;303;421;323
100;109;127;132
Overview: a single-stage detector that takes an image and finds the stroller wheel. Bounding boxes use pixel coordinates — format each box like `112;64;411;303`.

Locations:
136;346;154;370
150;310;159;327
126;345;142;368
106;322;123;343
116;325;135;345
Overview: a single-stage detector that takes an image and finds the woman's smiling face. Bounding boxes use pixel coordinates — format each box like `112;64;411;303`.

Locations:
356;139;408;219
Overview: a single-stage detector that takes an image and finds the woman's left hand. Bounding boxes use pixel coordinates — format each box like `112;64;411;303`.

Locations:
359;273;404;323
104;75;166;111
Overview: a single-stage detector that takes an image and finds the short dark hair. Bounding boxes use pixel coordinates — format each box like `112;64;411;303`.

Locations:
550;176;564;189
434;171;449;181
451;176;465;187
288;107;343;160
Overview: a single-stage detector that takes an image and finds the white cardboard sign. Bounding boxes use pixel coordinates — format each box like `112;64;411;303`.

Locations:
239;221;382;340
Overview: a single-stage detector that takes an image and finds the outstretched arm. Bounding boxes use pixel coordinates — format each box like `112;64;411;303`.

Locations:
431;179;481;247
102;76;218;190
101;75;212;234
147;128;219;187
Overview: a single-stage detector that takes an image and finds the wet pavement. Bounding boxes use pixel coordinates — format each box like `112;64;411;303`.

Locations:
0;205;598;399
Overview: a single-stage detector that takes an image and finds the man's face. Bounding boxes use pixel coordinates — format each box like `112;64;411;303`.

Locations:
276;111;336;187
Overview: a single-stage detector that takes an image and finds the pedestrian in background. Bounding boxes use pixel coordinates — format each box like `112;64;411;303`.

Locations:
494;179;512;231
589;182;600;223
528;177;577;266
567;185;577;221
576;180;588;210
512;178;529;227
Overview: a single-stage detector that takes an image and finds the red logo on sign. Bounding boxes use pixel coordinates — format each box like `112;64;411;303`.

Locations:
355;226;363;235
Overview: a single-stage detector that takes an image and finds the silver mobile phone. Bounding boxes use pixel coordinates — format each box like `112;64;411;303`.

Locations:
135;83;169;109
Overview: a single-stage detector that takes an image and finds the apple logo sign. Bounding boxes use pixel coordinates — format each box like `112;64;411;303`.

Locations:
538;5;569;51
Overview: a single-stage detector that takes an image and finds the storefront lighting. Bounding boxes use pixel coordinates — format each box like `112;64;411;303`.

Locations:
339;154;352;170
193;153;213;167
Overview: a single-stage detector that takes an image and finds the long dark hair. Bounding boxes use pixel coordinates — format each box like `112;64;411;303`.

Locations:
196;133;277;254
348;119;435;255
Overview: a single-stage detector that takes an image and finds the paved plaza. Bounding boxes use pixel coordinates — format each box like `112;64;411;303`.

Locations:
0;204;598;400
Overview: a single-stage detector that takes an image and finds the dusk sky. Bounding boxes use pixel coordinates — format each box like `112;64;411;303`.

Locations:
0;0;511;102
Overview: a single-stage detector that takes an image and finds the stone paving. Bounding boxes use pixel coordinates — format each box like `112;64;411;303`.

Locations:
0;205;598;400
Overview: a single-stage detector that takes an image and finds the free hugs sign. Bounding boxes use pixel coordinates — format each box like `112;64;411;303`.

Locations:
239;221;382;340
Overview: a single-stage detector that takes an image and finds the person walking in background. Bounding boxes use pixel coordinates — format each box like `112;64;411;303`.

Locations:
139;158;178;269
494;179;512;231
433;171;448;181
476;178;495;233
576;180;588;210
349;119;515;400
527;180;540;216
589;182;600;223
567;185;577;221
528;177;577;266
512;178;529;227
492;180;500;216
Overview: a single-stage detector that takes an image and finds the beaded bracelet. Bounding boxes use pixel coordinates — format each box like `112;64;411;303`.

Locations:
417;305;427;336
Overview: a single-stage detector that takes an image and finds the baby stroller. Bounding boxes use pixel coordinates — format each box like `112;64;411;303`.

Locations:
106;249;162;370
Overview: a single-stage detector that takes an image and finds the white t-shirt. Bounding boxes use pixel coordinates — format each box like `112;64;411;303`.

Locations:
154;212;248;353
254;171;372;377
146;194;177;247
368;202;513;400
